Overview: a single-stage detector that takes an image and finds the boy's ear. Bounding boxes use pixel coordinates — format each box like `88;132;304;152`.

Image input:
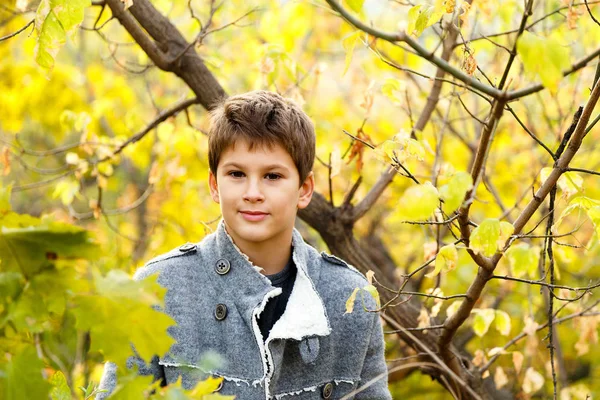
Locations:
297;171;315;210
208;170;220;204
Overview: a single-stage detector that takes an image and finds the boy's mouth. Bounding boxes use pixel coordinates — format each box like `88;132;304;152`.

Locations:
239;210;269;222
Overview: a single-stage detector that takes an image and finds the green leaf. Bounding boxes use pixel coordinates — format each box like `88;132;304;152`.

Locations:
6;267;78;333
469;218;500;257
73;271;176;367
49;371;71;400
345;287;360;314
472;308;496;337
0;182;12;215
426;244;458;277
342;31;361;76
363;284;381;309
495;310;511;336
0;347;51;400
34;0;91;73
50;0;90;36
497;221;514;249
345;0;364;13
0;212;99;276
505;243;538;279
381;78;406;105
109;374;155;400
52;179;80;206
35;10;66;72
553;196;600;234
519;31;570;94
439;171;473;214
406;4;443;37
397;181;440;221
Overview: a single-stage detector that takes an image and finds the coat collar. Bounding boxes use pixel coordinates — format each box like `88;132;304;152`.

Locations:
214;220;331;341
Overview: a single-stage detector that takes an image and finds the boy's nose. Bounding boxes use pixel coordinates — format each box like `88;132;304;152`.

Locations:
243;180;265;202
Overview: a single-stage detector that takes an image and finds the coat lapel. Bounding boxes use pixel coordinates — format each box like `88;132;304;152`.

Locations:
213;220;331;341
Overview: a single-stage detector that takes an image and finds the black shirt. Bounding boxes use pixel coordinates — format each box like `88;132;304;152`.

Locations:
257;251;297;341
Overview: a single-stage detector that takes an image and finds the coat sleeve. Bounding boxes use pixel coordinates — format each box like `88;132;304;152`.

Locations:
95;353;166;399
355;312;392;400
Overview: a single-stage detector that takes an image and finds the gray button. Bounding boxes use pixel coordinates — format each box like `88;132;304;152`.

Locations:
179;243;196;252
215;304;228;321
215;259;231;275
322;382;333;399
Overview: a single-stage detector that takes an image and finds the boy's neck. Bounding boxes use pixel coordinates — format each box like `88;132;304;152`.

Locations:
224;223;293;276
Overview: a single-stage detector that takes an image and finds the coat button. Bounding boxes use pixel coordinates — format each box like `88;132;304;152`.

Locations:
214;304;228;321
179;243;196;252
215;259;231;275
322;382;333;399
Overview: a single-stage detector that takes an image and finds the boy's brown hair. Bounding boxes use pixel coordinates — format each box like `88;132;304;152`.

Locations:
208;90;315;184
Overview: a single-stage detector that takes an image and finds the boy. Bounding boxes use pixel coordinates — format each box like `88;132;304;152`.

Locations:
97;91;391;399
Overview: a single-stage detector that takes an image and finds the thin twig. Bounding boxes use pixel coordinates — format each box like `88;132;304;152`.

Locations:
0;19;33;42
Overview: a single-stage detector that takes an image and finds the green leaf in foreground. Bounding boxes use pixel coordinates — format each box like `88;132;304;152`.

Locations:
49;371;71;400
0;347;51;400
0;212;99;277
73;271;175;367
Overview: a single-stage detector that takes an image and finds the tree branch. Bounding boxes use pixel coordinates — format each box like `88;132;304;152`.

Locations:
0;19;33;42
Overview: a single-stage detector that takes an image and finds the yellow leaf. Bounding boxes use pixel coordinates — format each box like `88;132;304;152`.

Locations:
446;300;462;318
497;221;514;249
65;152;79;165
330;146;342;178
523;367;544;394
495;310;511;336
397;181;439;221
472;308;496;337
494;367;508;389
365;270;375;285
519;31;570;94
513;351;524;374
417;307;430;331
469;218;500;257
426;244;458;277
345;287;360;314
345;0;364;13
439;171;473;214
342;31;361;76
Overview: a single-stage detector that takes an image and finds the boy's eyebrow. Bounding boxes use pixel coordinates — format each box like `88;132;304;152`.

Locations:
221;162;290;171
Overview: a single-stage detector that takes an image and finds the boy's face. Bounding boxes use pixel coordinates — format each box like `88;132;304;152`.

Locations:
208;138;314;249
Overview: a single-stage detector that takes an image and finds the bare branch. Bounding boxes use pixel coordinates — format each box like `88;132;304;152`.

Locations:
97;97;200;163
585;0;600;26
0;19;33;42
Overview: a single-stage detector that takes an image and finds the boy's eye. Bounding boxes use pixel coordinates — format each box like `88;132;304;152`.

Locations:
228;171;245;178
265;173;281;180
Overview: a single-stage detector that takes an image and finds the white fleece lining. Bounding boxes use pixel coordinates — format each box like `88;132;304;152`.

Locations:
251;287;282;397
272;380;356;399
267;263;331;341
158;361;256;386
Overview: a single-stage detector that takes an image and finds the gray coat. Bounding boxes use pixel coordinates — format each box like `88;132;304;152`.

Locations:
97;221;391;399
